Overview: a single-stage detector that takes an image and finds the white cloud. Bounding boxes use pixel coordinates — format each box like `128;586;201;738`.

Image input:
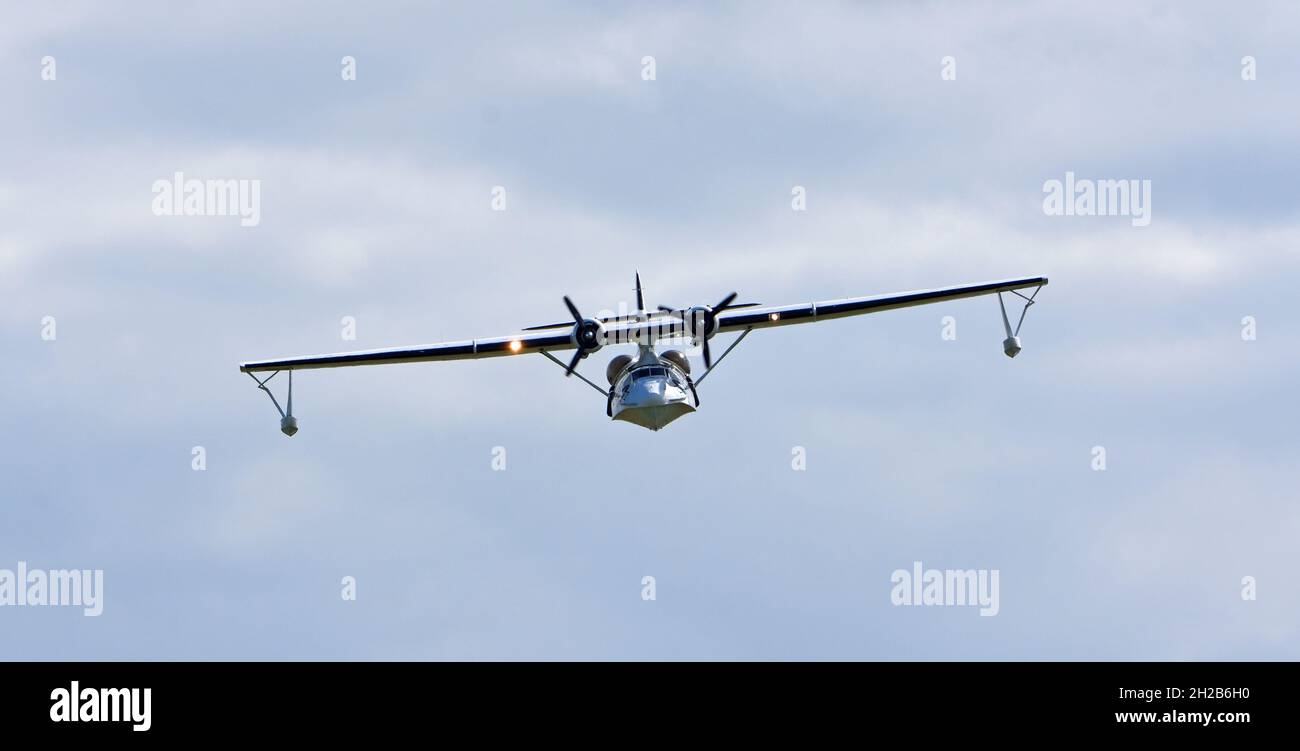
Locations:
1;0;1297;660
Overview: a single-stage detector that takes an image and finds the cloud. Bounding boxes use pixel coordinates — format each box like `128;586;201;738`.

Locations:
1;0;1297;659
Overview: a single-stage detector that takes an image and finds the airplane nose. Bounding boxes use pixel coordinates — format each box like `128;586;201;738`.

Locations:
623;376;675;407
613;374;696;431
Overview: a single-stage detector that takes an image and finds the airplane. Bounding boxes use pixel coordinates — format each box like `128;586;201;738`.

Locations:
240;273;1047;433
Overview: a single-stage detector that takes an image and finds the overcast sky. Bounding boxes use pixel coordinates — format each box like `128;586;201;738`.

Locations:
1;1;1297;659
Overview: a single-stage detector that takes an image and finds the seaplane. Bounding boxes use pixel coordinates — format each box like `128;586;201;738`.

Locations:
240;273;1047;433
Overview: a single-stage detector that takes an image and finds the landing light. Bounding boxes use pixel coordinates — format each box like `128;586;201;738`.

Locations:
509;340;522;353
769;312;780;321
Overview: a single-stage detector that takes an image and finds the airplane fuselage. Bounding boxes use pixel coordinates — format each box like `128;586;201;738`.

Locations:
608;346;698;431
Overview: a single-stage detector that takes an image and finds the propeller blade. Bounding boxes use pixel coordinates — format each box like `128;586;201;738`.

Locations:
655;300;755;317
521;321;571;331
563;295;583;323
564;349;583;377
713;291;738;312
699;291;738;368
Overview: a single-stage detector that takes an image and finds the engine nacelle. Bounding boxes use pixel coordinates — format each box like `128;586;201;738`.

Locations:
684;306;712;340
571;318;606;354
1003;336;1022;358
606;354;633;384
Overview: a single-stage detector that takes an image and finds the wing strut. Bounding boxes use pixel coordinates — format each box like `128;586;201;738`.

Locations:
694;327;753;387
996;285;1041;358
538;349;610;398
247;370;299;436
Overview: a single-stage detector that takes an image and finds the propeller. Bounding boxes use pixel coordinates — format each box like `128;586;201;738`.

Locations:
561;295;604;376
658;291;748;369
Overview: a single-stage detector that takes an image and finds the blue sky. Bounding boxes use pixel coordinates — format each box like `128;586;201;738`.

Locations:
1;1;1297;659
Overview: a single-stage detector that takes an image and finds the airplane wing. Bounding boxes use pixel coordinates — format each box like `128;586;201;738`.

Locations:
712;276;1048;334
239;276;1047;373
239;329;576;373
